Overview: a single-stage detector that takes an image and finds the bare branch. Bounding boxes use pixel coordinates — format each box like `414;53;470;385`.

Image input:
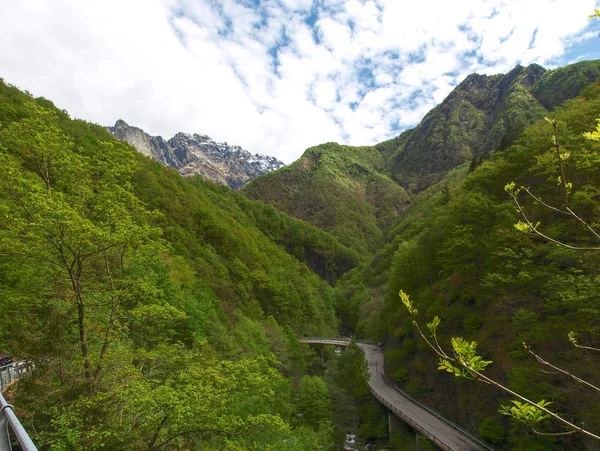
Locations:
532;427;578;437
521;187;570;216
550;119;570;208
511;193;600;250
467;364;600;441
525;345;600;394
0;251;64;268
565;206;600;242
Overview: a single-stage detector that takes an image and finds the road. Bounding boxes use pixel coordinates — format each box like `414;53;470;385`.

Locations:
300;338;490;450
358;343;486;450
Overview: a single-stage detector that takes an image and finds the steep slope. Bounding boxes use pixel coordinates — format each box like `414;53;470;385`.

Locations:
339;80;600;448
244;61;600;257
0;79;356;449
107;119;285;189
381;60;600;192
243;142;411;255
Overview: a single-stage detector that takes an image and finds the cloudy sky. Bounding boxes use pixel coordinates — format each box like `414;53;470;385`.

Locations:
1;1;599;163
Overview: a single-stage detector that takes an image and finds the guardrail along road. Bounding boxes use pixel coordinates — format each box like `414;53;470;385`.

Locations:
300;338;492;451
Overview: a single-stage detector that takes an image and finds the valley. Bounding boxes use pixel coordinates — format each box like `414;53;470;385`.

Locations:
1;56;600;450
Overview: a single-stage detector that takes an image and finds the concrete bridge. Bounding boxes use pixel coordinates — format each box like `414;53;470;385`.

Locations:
300;338;493;451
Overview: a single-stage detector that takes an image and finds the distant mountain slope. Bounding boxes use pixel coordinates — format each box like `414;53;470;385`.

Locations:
338;78;600;450
244;60;600;257
244;143;411;255
107;119;285;189
380;60;600;191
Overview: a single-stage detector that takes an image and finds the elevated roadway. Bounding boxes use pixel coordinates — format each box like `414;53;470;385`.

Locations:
300;338;493;451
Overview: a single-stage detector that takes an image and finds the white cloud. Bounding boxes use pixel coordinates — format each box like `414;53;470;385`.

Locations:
279;0;314;12
0;0;599;164
374;73;394;86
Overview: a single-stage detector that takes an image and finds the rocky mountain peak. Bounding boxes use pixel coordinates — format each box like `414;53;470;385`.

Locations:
384;59;600;192
107;121;285;189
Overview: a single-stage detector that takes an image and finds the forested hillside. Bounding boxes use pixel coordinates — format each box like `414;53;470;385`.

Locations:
3;55;600;451
381;60;600;192
0;79;363;450
341;78;600;449
244;143;410;255
244;60;600;262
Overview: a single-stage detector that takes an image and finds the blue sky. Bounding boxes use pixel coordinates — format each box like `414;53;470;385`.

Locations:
1;0;599;163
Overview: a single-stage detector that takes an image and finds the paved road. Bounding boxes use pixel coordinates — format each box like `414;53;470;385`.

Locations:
300;339;489;451
358;344;486;450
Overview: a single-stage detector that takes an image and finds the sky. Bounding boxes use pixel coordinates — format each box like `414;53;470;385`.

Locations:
1;1;599;164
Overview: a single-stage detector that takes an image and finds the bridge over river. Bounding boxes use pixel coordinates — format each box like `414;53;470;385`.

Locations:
300;338;494;451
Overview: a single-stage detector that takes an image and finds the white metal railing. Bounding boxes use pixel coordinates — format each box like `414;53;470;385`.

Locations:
0;362;33;392
0;361;38;451
388;382;495;451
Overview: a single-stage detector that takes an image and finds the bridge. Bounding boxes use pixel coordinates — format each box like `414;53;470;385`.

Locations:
1;342;493;451
300;338;493;451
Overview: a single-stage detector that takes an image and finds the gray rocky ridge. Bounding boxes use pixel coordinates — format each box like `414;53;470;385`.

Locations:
106;120;285;189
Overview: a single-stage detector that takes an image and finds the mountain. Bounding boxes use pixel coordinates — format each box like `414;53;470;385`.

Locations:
0;79;363;449
3;55;600;450
380;60;600;192
107;119;285;189
334;77;600;448
244;61;600;257
243;143;410;255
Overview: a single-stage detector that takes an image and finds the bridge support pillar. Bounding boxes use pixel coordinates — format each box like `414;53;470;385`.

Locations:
388;411;410;437
320;345;325;366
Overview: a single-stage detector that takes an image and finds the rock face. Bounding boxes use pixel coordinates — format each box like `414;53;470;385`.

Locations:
106;120;285;189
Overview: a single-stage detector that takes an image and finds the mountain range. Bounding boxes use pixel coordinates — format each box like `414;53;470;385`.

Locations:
244;60;600;255
2;56;600;450
107;119;285;189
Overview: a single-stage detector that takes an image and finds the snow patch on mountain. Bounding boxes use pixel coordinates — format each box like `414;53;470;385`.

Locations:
107;120;285;189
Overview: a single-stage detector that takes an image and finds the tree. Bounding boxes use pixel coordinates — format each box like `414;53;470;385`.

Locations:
295;375;332;430
399;113;600;441
0;102;161;392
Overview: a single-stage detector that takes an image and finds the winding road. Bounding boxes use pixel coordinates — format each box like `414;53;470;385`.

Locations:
301;338;492;451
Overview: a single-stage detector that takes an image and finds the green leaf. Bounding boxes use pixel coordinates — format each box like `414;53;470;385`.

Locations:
399;290;418;316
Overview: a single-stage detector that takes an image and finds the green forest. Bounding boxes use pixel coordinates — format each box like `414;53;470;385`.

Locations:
0;80;374;450
2;53;600;450
332;73;600;448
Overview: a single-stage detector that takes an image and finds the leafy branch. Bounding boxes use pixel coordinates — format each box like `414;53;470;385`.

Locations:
584;116;600;141
400;290;600;440
504;118;600;250
569;332;600;352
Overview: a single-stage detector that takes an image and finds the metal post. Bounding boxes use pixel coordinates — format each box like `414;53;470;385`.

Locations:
0;401;11;451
